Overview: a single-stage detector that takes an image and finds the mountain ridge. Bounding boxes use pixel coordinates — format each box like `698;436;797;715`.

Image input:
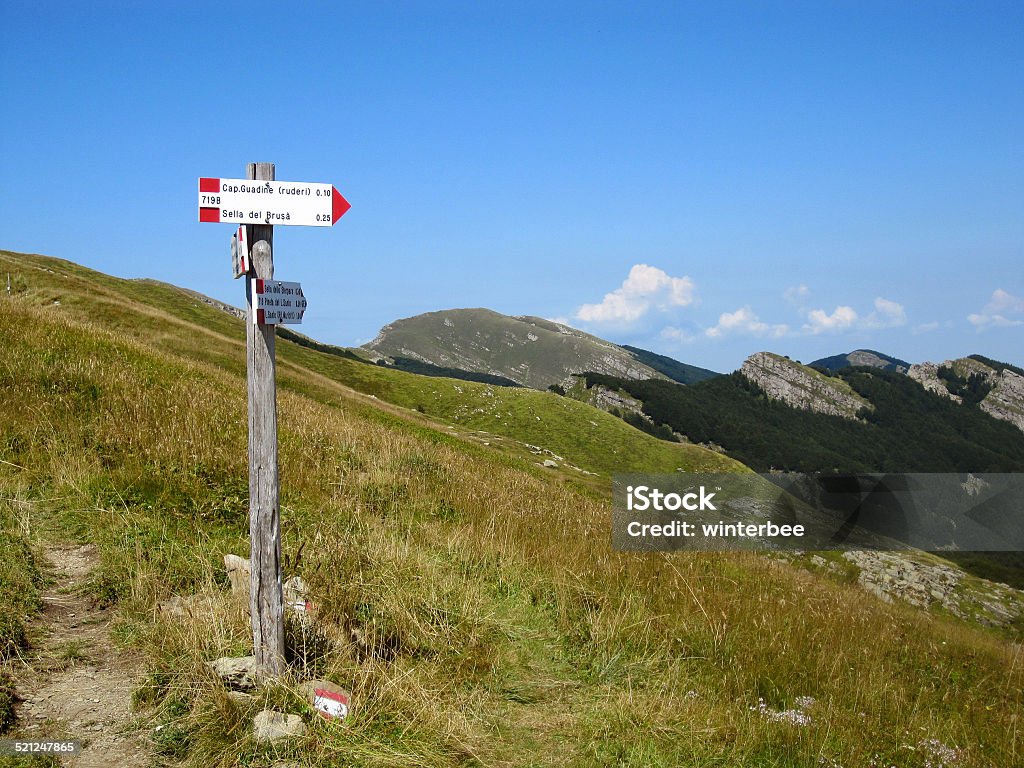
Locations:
811;349;910;373
363;307;718;390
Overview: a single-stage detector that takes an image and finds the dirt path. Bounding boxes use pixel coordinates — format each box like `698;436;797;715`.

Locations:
13;544;152;767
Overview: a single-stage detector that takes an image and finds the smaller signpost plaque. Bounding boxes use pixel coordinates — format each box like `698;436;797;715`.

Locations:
231;226;249;279
251;278;307;325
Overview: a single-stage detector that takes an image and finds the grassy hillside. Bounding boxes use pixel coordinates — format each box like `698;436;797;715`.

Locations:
1;250;1022;767
0;251;738;481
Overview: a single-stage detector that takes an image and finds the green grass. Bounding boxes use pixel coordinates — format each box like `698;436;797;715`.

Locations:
0;499;43;664
0;249;740;482
0;468;45;739
0;249;1022;766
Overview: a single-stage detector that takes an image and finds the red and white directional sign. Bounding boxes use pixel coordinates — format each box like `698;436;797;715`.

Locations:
199;177;350;226
252;279;307;325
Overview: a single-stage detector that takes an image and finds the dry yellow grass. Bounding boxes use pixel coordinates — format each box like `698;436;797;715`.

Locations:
0;257;1021;767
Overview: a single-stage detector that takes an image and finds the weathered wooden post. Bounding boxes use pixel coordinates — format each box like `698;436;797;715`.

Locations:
197;163;349;681
245;161;285;677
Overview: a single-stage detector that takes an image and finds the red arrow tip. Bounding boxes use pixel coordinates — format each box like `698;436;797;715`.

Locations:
331;186;351;224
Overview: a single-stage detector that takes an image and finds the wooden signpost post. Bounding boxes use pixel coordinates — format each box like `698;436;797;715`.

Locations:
199;162;350;678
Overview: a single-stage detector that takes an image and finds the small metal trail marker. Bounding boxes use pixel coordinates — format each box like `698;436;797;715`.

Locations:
231;226;249;279
252;279;307;325
199;162;349;679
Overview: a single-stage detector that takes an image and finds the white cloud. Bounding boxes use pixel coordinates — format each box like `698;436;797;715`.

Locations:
968;289;1024;331
576;264;696;325
913;321;940;335
661;326;696;343
784;284;809;304
803;305;858;334
988;288;1024;313
862;297;907;329
968;314;1023;329
706;307;789;339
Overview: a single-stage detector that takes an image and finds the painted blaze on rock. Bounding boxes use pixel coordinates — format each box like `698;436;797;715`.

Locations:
304;679;351;721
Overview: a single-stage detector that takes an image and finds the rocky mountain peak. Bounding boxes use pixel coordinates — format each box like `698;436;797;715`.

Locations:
740;352;873;420
909;357;1024;433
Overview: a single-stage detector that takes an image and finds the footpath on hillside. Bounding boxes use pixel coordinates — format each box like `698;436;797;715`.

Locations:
9;544;152;767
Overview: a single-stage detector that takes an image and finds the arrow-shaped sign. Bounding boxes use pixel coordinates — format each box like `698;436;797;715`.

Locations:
199;177;350;226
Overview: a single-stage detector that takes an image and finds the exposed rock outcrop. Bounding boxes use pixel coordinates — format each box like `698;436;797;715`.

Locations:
843;551;1024;629
908;357;1024;433
907;362;961;402
980;369;1024;433
590;385;646;418
740;352;872;420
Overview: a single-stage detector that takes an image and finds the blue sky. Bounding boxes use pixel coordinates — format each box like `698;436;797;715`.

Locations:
2;1;1021;371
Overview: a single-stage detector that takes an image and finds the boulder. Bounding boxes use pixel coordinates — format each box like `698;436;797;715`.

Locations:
224;554;250;594
253;710;306;742
207;655;258;691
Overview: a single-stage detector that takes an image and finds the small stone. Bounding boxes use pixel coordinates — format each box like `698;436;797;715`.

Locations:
224;554;251;594
542;459;558;468
227;691;254;707
158;595;192;619
253;710;306;742
207;655;258;691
